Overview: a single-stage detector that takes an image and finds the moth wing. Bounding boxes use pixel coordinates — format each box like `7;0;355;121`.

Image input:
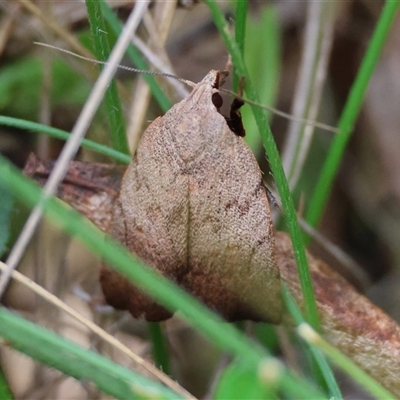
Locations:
101;116;190;321
185;126;282;323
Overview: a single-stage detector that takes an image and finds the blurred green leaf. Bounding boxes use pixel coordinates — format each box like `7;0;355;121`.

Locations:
0;57;42;117
0;56;91;119
242;5;281;154
215;361;274;400
0;365;13;400
255;323;279;352
0;182;13;257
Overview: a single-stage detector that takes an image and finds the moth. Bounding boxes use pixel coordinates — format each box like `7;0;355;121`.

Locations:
100;70;282;323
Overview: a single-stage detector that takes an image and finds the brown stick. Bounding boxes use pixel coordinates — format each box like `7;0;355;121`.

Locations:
24;154;125;232
24;154;400;396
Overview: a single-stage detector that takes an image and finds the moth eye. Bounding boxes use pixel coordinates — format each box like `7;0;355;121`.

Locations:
212;92;223;109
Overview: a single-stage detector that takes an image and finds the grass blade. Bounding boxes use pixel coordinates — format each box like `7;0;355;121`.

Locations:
0;116;130;164
0;365;13;400
0;183;13;257
0;307;180;399
297;322;396;400
232;0;248;92
282;285;342;399
85;0;129;156
241;5;281;154
148;322;170;375
305;1;400;229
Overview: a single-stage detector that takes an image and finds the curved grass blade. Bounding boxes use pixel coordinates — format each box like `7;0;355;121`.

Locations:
0;116;131;164
0;307;180;399
297;322;396;400
85;0;129;156
282;284;342;399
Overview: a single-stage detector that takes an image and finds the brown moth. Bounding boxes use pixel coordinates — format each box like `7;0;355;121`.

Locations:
100;70;282;323
24;155;400;395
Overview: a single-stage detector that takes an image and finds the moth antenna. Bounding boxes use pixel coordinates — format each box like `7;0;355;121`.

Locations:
33;42;196;88
34;42;337;133
218;87;339;134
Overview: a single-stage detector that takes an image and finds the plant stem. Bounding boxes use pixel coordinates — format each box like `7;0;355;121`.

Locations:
85;0;129;156
232;0;248;91
305;0;400;230
149;322;170;375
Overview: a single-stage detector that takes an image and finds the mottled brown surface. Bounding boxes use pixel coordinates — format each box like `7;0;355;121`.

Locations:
102;70;282;323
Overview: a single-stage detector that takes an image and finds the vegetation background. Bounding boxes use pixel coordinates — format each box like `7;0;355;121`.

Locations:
0;0;400;399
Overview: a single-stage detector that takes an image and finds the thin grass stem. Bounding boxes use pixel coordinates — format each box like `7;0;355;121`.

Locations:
305;1;400;231
85;0;129;156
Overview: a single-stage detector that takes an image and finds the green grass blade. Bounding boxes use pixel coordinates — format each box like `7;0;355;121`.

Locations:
305;1;400;229
0;307;180;399
99;0;172;113
282;285;342;399
241;6;281;154
0;365;13;400
232;0;248;91
205;0;320;331
0;116;131;164
148;322;170;375
0;183;13;257
215;361;274;400
297;322;396;400
0;156;325;398
85;0;129;156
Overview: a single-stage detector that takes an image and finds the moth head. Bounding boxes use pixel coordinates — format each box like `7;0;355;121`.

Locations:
211;70;246;138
